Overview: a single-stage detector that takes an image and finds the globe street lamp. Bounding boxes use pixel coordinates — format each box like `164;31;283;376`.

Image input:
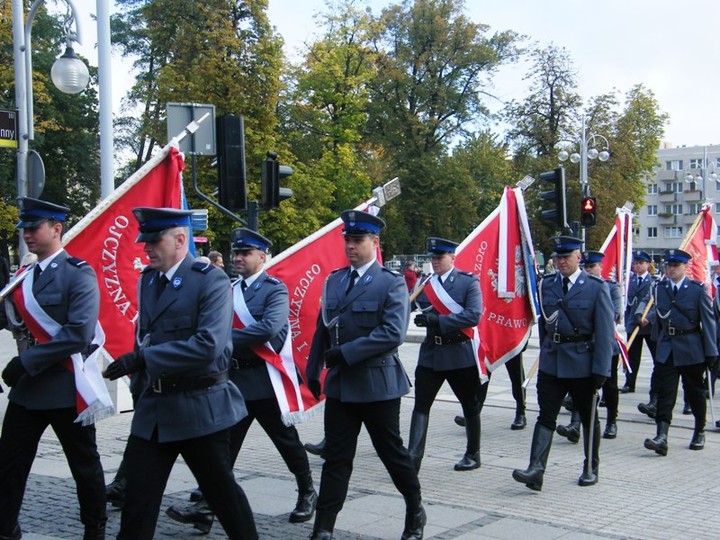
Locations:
12;0;89;256
557;116;610;197
683;146;718;201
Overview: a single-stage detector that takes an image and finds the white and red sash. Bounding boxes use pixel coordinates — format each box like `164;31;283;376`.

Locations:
232;284;305;426
12;264;114;425
423;274;489;383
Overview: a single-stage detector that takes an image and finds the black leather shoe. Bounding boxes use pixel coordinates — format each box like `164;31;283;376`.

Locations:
105;477;126;508
289;488;317;523
454;452;480;471
83;522;106;540
189;488;203;502
689;431;705;450
683;403;692;415
309;530;333;540
578;469;598;487
603;423;617;439
304;439;327;458
510;413;527;430
638;402;656;419
400;504;426;540
619;385;634;394
454;415;465;427
556;423;580;444
0;525;21;540
166;500;214;534
644;435;668;456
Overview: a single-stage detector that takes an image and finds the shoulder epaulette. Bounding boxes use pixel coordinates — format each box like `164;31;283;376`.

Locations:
330;267;348;275
265;275;282;285
141;265;154;274
381;266;401;276
458;270;475;278
689;279;705;288
66;256;88;267
191;261;215;274
587;274;604;283
542;273;556;280
605;278;618;284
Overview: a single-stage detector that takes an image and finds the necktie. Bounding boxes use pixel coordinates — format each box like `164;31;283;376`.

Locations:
562;276;570;295
156;274;168;300
346;270;359;295
673;284;678;296
241;280;248;293
33;263;42;282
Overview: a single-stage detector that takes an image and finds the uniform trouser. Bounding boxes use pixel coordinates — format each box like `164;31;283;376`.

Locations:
317;397;421;515
0;403;106;536
118;428;257;540
625;334;656;390
654;359;706;430
413;365;485;416
505;353;526;412
231;397;310;475
603;355;620;423
536;371;598;433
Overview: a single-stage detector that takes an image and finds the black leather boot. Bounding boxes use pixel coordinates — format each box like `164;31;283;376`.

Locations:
644;421;669;456
309;510;336;540
400;495;426;540
638;393;657;419
454;415;465;427
556;410;581;443
454;414;480;471
83;521;107;540
510;408;527;430
304;438;327;458
578;421;601;486
408;411;429;473
105;460;127;508
0;524;21;540
512;423;553;491
290;472;317;523
603;422;617;439
165;497;214;534
689;430;705;450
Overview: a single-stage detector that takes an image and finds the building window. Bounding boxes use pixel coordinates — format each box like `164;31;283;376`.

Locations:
647;227;657;238
663;182;683;193
634;227;640;237
647;205;657;216
689;158;705;169
686;203;701;215
647;183;658;195
664;226;683;238
664;204;682;215
666;160;683;171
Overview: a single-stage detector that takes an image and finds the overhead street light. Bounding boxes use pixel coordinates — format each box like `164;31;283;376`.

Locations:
558;116;610;196
12;0;89;256
683;146;719;201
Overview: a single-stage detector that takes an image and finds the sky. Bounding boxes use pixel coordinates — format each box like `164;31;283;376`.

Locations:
66;0;720;148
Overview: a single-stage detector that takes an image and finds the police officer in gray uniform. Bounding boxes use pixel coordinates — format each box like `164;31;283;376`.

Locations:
643;248;717;455
408;237;484;472
166;228;316;532
0;198;107;540
103;208;257;540
306;210;424;540
512;237;613;491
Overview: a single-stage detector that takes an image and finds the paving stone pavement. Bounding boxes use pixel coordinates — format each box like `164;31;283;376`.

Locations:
2;324;720;539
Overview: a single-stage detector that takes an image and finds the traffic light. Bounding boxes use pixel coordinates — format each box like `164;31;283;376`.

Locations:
539;167;567;230
261;152;294;210
216;114;247;211
581;196;597;227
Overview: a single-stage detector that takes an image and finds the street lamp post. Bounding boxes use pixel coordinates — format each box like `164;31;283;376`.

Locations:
12;0;89;257
557;116;610;246
683;146;718;203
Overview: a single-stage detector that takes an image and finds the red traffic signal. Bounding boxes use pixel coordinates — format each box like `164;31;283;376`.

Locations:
581;196;597;227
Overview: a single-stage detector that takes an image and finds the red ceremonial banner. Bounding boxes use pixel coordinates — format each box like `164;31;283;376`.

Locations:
454;187;537;372
684;205;718;287
63;146;185;359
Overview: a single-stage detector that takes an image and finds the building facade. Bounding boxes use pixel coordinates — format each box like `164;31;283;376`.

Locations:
634;144;720;262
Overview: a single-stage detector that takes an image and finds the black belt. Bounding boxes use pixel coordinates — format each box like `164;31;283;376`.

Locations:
232;357;265;369
152;370;229;394
430;331;470;346
665;326;700;336
552;333;592;344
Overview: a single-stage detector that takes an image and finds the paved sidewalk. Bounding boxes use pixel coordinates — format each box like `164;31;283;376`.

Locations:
2;326;720;539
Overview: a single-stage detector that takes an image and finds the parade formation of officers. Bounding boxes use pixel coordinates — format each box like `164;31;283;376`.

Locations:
1;198;719;540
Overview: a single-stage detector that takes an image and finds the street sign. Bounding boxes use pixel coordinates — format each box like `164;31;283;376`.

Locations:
0;109;18;148
27;150;45;198
166;102;216;156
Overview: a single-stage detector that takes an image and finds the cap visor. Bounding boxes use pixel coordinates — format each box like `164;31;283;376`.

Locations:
136;231;163;243
16;218;48;229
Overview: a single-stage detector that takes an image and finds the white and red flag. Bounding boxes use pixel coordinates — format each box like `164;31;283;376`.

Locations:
683;203;719;289
454;186;539;375
62;145;185;360
266;200;382;417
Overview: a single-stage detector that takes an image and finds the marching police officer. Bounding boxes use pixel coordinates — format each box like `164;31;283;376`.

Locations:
408;237;484;472
306;210;424;540
556;251;622;441
512;237;613;491
0;198;107;539
103;208;257;539
166;228;316;532
643;249;717;455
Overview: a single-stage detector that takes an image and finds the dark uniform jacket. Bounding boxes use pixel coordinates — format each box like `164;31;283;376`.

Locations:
538;270;614;378
307;261;411;403
415;269;481;371
651;278;717;366
9;251;99;410
130;255;247;443
625;273;654;336
231;271;288;401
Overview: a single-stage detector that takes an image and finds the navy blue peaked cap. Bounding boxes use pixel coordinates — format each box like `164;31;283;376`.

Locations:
550;235;582;256
16;197;70;229
426;237;459;255
231;228;272;252
663;248;691;264
132;207;193;242
581;250;605;265
341;210;385;236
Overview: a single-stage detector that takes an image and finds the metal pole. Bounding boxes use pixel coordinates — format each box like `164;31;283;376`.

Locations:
97;0;114;198
12;0;29;258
